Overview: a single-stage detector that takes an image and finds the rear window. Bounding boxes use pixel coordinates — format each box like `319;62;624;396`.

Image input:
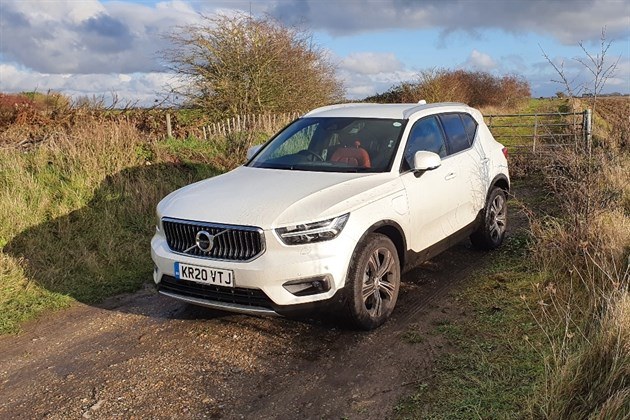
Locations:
439;113;470;155
460;113;478;144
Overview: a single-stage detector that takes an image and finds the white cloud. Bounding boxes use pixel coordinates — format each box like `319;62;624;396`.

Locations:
0;0;251;104
340;52;404;75
0;0;202;74
0;64;182;106
462;50;497;71
338;67;417;99
1;0;627;103
346;85;378;98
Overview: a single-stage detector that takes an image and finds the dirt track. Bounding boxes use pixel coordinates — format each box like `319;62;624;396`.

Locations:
0;213;523;419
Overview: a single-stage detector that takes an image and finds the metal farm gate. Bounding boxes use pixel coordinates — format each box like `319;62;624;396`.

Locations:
484;109;592;154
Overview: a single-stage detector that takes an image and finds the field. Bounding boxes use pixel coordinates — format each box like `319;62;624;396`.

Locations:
595;96;630;128
0;95;628;418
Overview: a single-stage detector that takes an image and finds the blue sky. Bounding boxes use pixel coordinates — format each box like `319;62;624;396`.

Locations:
1;0;628;105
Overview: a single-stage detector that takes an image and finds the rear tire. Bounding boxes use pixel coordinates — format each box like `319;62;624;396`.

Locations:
470;187;508;250
344;233;400;330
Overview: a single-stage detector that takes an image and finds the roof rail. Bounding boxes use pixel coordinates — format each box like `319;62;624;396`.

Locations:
402;102;470;119
303;103;368;117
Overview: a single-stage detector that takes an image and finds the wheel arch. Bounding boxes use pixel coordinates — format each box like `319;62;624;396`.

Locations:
491;173;509;192
356;220;407;269
488;174;510;201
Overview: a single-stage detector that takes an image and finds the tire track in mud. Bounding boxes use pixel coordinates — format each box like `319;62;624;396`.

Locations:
224;241;486;420
398;243;486;323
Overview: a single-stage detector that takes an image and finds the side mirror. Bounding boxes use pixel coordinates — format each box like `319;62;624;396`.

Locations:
246;145;262;160
413;151;441;172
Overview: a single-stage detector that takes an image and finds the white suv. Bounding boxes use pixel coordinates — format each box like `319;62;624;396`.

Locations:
151;102;509;329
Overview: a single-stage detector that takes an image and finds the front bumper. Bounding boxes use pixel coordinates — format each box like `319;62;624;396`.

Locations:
150;228;356;315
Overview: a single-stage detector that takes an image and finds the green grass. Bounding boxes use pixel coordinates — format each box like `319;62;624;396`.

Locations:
402;325;426;344
394;224;548;418
0;124;227;334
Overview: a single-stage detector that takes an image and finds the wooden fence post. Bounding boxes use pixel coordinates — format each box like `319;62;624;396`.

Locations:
584;109;592;156
533;114;538;153
166;113;173;138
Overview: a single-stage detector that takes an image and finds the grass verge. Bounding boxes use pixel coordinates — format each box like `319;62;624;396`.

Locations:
394;223;546;419
0;123;231;334
395;97;629;418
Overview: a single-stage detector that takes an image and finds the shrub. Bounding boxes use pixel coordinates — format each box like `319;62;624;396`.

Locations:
165;13;344;119
365;68;530;108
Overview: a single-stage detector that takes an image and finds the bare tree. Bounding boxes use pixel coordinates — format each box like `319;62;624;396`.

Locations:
165;13;344;119
575;29;621;110
540;28;621;226
541;28;620;112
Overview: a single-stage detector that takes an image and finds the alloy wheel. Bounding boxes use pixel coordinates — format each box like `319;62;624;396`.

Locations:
488;194;507;242
361;247;397;318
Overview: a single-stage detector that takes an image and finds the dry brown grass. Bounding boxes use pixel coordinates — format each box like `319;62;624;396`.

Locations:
530;98;629;419
540;293;629;419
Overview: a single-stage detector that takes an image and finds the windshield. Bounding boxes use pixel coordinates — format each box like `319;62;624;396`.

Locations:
248;117;407;173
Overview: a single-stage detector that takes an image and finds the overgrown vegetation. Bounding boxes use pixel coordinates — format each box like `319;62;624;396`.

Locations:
529;33;629;419
528;117;629;418
365;68;530;109
0;92;209;147
0;109;283;332
165;13;344;118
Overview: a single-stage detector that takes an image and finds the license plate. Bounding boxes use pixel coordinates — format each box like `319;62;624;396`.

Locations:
174;262;234;287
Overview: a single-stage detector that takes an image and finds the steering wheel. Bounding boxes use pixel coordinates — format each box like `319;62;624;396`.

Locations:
298;149;324;161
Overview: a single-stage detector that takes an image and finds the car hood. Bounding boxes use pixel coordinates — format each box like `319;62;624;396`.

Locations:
158;166;403;228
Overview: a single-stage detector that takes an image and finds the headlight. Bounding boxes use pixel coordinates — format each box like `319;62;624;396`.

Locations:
276;213;349;245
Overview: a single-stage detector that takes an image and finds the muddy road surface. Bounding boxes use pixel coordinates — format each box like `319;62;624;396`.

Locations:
0;207;526;419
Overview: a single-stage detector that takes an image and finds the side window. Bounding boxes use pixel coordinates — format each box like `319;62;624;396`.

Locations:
439;113;470;154
460;113;478;145
404;116;447;168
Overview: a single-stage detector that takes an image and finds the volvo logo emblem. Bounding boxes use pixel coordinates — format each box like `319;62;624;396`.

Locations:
195;230;214;252
182;229;228;254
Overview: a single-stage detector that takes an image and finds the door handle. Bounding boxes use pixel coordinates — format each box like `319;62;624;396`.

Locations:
445;172;456;180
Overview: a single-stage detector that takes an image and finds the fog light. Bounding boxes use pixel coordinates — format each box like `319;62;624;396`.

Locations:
283;275;331;296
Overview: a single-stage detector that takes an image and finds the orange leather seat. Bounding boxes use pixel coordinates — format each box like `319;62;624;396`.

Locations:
330;140;371;168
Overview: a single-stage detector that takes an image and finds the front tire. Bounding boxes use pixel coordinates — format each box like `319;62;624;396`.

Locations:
470;187;508;250
344;233;400;330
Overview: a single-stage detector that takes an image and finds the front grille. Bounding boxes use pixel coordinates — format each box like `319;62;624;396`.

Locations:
162;218;264;261
159;275;274;309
